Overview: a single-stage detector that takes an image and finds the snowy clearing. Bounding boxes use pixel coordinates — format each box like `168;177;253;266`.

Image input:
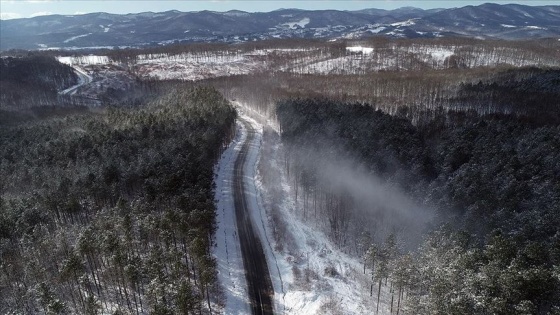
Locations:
281;17;310;29
57;55;111;66
346;46;374;54
390;19;417;27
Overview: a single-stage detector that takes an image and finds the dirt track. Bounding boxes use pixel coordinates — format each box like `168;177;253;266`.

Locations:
234;119;274;315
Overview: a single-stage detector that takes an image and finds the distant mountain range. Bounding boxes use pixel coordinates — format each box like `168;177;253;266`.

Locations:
1;3;559;50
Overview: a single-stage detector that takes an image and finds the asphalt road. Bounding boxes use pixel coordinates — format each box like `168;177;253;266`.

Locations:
59;66;92;95
234;119;274;315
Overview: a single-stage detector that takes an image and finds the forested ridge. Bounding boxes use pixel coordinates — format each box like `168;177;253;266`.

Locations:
0;55;78;107
0;86;236;314
276;99;560;314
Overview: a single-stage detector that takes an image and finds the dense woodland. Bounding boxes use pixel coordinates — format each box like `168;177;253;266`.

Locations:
0;55;77;107
0;86;236;314
1;37;559;314
275;98;560;314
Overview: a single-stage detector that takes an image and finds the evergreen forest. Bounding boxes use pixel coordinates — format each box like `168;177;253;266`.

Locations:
0;85;236;314
276;98;560;314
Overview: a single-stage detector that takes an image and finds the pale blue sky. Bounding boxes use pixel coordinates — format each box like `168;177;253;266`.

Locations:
0;0;557;20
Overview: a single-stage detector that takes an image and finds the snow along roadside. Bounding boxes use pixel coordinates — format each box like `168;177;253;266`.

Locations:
213;121;251;315
215;104;392;314
237;104;393;314
238;113;286;313
213;114;285;315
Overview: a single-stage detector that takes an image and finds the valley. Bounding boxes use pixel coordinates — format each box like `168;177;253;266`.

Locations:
1;2;559;315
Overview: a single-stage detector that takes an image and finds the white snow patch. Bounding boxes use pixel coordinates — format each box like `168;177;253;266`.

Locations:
134;52;260;81
282;17;310;29
425;47;454;61
346;46;374;54
63;33;92;43
57;55;110;66
235;105;394;314
390;19;417;27
369;26;386;34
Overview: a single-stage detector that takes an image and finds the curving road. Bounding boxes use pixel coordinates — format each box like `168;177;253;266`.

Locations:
59;66;92;95
234;119;274;315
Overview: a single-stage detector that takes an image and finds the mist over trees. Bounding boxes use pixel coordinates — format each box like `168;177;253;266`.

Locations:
274;98;560;314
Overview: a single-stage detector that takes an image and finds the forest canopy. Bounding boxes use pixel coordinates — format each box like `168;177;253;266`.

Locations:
276;98;560;314
0;86;236;314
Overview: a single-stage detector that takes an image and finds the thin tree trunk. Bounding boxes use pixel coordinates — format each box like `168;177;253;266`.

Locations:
376;280;382;315
396;286;402;315
206;286;212;314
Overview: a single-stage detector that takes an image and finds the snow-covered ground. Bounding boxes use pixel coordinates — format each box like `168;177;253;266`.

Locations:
134;52;264;80
407;45;455;65
213;121;251;314
214;106;394;314
280;17;311;29
346;46;374;54
63;33;92;43
58;55;111;66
